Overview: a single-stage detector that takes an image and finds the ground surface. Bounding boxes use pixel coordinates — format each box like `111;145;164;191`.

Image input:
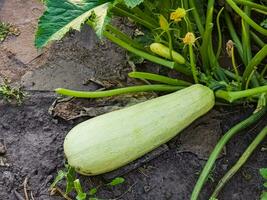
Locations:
0;0;267;200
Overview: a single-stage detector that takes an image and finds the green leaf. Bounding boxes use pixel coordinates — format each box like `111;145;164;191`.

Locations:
260;168;267;180
261;19;267;29
35;0;111;48
261;191;267;200
107;177;125;186
264;182;267;188
50;170;66;189
89;188;98;196
66;166;76;194
74;179;87;200
123;0;144;8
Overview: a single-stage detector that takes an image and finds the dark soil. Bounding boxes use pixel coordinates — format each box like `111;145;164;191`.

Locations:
0;1;266;199
0;92;266;200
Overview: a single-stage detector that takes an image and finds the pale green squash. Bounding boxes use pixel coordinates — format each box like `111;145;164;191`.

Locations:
64;84;214;175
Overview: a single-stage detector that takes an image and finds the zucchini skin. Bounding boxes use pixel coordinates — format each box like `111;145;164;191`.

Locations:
64;84;214;175
150;43;186;64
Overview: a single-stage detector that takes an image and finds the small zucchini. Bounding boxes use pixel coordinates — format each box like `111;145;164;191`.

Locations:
64;84;214;175
150;43;185;64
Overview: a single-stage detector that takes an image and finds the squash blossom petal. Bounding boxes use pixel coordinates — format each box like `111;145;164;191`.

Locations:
170;8;186;22
183;32;196;45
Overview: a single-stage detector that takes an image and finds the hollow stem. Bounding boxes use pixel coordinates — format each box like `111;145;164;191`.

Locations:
132;7;158;27
234;0;267;12
55;84;184;98
105;24;145;50
224;13;244;61
216;7;224;59
210;124;267;199
215;85;267;103
250;31;265;48
231;47;241;88
128;72;192;86
190;107;266;200
167;31;174;60
226;0;267;36
103;31;191;75
189;44;199;83
242;45;267;88
112;6;156;30
188;0;205;35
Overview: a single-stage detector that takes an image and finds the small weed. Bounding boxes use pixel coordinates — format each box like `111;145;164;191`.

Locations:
0;21;20;42
0;79;25;104
260;168;267;200
50;165;125;200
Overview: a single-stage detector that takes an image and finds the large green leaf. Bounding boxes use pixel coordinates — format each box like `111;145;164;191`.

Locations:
35;0;111;48
123;0;144;8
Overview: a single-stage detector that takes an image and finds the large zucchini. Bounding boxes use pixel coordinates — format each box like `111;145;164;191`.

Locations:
64;84;214;175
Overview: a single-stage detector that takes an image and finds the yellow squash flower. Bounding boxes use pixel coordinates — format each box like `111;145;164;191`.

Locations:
170;8;186;22
183;32;197;45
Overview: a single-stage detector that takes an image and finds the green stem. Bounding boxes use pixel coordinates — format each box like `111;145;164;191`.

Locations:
241;16;252;66
55;85;184;98
250;31;265;48
112;6;156;30
167;31;174;60
132;7;158;26
190;107;266;200
245;68;256;90
103;31;191;76
210;123;267;199
260;64;267;79
188;0;204;35
224;13;244;61
215;85;267;103
242;45;267;88
234;0;267;12
189;44;199;83
216;7;224;59
252;8;267;15
105;24;145;50
200;0;215;71
222;68;241;81
128;72;192;86
231;47;241;88
226;0;267;36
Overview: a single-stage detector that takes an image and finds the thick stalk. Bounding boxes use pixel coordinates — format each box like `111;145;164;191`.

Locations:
190;107;266;200
112;6;156;30
55;85;184;98
189;44;199;83
224;13;244;60
200;0;215;71
210;124;267;199
241;17;252;66
106;24;145;50
250;31;265;48
215;85;267;102
188;0;204;35
103;31;191;75
242;45;267;88
132;7;158;26
234;0;267;12
231;47;241;88
128;72;192;86
226;0;267;36
216;7;224;59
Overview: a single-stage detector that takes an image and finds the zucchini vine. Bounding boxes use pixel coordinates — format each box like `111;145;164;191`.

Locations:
35;0;267;199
